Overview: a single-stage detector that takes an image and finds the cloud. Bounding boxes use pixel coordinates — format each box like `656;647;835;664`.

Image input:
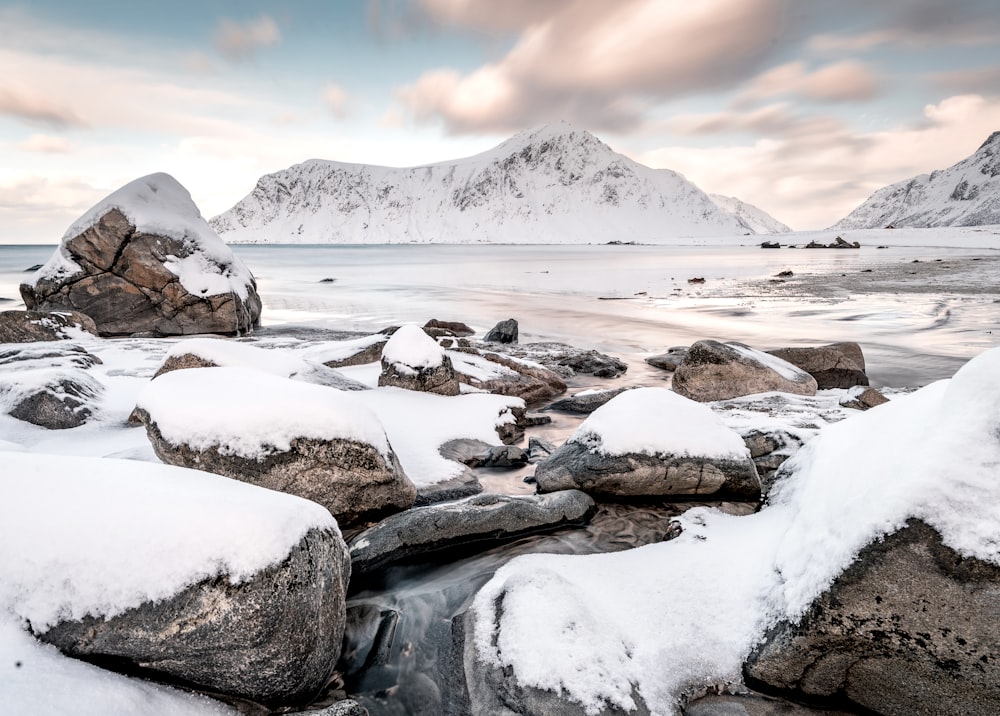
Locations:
740;61;881;104
213;15;281;61
17;134;73;154
322;85;350;119
397;0;789;134
931;66;1000;96
635;94;1000;230
0;87;86;128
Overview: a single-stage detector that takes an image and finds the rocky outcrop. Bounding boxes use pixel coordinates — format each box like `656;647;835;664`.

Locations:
672;340;818;402
453;349;567;404
20;174;261;336
803;237;860;249
839;386;889;411
484;318;519;344
744;520;1000;716
38;526;351;708
767;343;868;389
348;491;596;574
0;310;97;343
482;341;627;380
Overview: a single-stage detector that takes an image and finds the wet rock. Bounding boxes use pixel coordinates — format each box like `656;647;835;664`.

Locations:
646;347;688;372
767;343;868;389
548;386;634;413
684;692;858;715
760;241;781;249
745;520;1000;716
483;318;518;344
39;527;351;708
439;438;530;469
414;471;483;507
0;309;97;343
672;340;817;402
839;386;889;410
556;350;627;378
425;319;475;337
21;175;261;336
527;436;557;462
348;491;596;574
483;341;625;381
803;237;860;249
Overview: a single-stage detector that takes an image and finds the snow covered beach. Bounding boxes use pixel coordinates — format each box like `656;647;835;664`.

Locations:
2;224;1000;715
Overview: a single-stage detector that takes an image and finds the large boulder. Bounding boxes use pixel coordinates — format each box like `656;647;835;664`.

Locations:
0;309;97;343
20;173;261;337
137;366;416;527
767;343;869;389
1;452;351;707
745;520;1000;716
484;318;518;344
379;324;460;396
672;340;818;402
348;490;596;574
534;387;760;500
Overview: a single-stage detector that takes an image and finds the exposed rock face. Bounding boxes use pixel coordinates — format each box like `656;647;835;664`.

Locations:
0;310;97;343
767;343;869;389
138;410;416;527
839;386;889;411
556;350;627;378
38;527;351;707
484;318;519;344
645;346;688;372
379;353;460;395
744;520;1000;716
548;386;634;414
348;490;596;574
533;442;761;500
672;340;818;402
21;174;262;336
424;318;475;337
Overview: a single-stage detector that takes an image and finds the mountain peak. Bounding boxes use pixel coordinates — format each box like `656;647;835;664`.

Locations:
497;121;606;153
978;130;1000;152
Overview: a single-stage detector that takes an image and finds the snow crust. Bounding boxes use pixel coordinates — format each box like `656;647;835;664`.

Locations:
0;451;335;630
136;366;390;460
569;387;749;460
381;324;445;370
35;173;254;300
473;347;1000;715
730;343;809;382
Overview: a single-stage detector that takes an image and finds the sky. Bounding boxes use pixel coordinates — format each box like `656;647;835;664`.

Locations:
2;0;1000;243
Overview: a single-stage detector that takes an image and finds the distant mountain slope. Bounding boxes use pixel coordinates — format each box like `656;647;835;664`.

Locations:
709;194;790;233
211;123;754;244
832;131;1000;229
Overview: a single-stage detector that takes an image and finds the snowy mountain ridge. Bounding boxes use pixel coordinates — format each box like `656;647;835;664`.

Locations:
211;123;783;244
709;194;791;234
832;131;1000;229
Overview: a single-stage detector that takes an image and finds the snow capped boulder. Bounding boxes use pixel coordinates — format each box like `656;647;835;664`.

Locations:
136;366;416;527
672;340;818;402
0;452;350;706
20;173;262;337
449;348;567;404
767;342;869;389
378;324;460;396
0;342;104;429
534;387;760;500
0;309;97;343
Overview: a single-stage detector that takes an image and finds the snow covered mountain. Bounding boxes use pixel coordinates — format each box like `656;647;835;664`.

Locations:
709;194;790;233
832;131;1000;229
211;123;756;244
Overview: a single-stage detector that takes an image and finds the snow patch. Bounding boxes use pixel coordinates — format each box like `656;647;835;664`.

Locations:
381;324;446;370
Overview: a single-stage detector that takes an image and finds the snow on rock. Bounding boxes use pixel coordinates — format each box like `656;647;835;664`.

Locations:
21;173;261;336
211;122;755;244
469;348;1000;715
672;340;818;402
709;194;791;234
569;387;749;460
381;324;445;370
832;130;1000;229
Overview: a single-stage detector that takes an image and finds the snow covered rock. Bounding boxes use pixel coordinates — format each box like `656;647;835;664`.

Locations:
838;385;889;410
0;309;97;342
348;491;596;574
136;366;416;526
0;342;104;428
210;123;754;245
0;452;349;707
547;386;635;414
535;388;760;500
766;342;869;389
312;334;388;368
20;173;262;336
832;130;1000;229
451;349;567;404
672;340;818;402
378;324;460;396
484;318;519;344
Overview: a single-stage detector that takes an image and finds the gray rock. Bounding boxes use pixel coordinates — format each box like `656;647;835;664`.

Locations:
453;349;566;404
646;346;689;372
548;386;634;413
839;386;889;410
0;342;102;370
534;442;761;501
414;471;483;507
21;206;261;336
424;319;475;337
439;438;529;469
38;527;351;708
0;309;97;343
557;350;627;378
6;372;103;429
138;410;417;528
744;520;1000;716
527;436;557;462
321;338;387;368
348;491;596;574
684;692;859;715
288;700;368;716
741;429;804;497
484;318;518;344
672;341;818;402
379;354;460;396
767;343;869;389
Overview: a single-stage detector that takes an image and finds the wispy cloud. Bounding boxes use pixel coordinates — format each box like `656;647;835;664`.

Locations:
739;61;881;104
213;14;281;61
0;87;87;129
17;134;74;154
323;85;350;119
